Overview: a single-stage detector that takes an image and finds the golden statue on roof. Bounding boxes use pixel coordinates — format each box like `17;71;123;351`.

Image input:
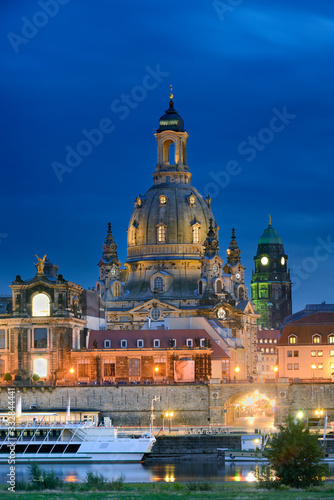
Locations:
35;254;47;274
169;84;173;100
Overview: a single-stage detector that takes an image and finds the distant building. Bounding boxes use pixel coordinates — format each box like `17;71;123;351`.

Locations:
277;304;334;381
256;328;279;382
251;217;292;329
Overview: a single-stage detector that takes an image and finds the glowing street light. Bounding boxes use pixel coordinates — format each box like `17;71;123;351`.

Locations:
234;365;240;383
153;365;159;382
311;363;316;382
165;411;174;433
297;411;303;420
69;367;74;385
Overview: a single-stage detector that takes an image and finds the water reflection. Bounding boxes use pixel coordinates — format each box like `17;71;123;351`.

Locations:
0;462;333;484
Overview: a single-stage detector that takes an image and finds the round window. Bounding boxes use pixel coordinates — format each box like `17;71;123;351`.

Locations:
151;307;161;321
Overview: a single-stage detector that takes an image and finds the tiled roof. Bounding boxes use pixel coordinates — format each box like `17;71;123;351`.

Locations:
278;313;334;345
88;329;229;359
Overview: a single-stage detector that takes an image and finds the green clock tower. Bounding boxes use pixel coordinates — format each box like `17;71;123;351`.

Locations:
251;216;292;328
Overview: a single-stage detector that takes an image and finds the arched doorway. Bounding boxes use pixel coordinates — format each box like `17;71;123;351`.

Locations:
225;389;276;430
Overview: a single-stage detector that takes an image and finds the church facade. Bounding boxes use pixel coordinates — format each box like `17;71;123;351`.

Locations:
97;93;259;379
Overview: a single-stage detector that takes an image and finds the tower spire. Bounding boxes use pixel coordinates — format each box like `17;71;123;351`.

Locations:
268;214;272;226
227;228;241;265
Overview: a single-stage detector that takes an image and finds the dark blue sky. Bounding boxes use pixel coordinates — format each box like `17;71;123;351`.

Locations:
1;0;334;313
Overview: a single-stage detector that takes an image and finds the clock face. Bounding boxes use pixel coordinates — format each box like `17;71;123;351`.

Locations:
213;264;219;273
281;257;285;265
111;267;116;276
261;256;269;265
235;273;241;280
217;307;226;320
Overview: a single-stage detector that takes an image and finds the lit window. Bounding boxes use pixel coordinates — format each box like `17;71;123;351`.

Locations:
288;335;297;344
159;195;167;205
287;363;292;370
153;277;164;293
186;339;193;348
129;358;140;377
269;339;272;344
313;335;321;344
265;348;269;353
0;330;5;349
192;224;200;243
34;328;47;349
259;339;263;344
330;362;334;369
318;350;323;357
153;339;160;348
189;195;196;206
318;363;323;369
114;283;120;297
34;358;47;378
157;224;166;243
311;350;316;357
264;339;268;344
104;340;111;348
121;340;127;348
137;339;144;348
32;293;50;317
273;339;277;344
330;350;334;356
329;334;334;344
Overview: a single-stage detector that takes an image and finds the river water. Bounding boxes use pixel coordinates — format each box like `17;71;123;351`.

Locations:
1;462;334;483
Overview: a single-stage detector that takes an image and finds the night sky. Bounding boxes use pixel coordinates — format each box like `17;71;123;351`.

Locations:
1;0;334;314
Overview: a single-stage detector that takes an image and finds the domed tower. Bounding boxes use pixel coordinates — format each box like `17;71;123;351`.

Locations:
125;89;215;306
250;216;292;328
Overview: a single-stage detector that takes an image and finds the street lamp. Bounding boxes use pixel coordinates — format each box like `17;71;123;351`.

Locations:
311;363;316;382
234;365;240;382
150;396;160;436
69;367;74;386
165;411;174;433
154;366;159;383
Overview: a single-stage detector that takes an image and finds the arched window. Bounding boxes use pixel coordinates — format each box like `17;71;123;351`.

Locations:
0;359;4;376
198;281;203;295
34;358;47;378
288;335;297;344
159;195;167;205
312;334;321;344
166;176;170;183
129;358;140;377
192;224;200;243
329;334;334;344
162;140;175;164
114;282;120;297
153;277;163;293
216;280;222;294
239;287;245;301
32;293;50;317
157;224;166;243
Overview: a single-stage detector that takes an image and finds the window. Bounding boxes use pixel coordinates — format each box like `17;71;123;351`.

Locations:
330;350;334;357
287;350;292;357
317;350;323;357
269;339;272;344
265;348;269;353
104;362;115;377
32;293;50;317
34;328;47;349
270;348;274;353
0;359;4;376
34;358;47;378
151;307;161;321
129;358;140;377
216;280;222;294
104;340;111;348
170;338;177;348
186;339;193;348
166;176;170;183
153;277;164;293
78;360;89;377
264;339;268;344
222;359;230;376
137;339;144;348
294;363;299;370
288;335;297;344
121;339;127;348
273;339;277;344
192;224;200;243
159;195;167;205
330;362;334;370
189;195;196;206
259;339;263;344
198;280;203;295
293;351;299;357
318;363;323;369
200;338;205;347
114;282;120;297
287;363;292;370
0;330;5;349
329;334;334;344
153;339;160;348
313;334;321;344
157;224;166;243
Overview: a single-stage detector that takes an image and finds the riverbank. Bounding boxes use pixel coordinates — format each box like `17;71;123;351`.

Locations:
1;482;334;499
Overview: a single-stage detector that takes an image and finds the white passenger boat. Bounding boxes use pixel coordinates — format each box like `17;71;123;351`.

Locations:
0;419;155;463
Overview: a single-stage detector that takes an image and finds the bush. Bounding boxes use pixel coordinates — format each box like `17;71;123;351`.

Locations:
260;415;329;488
186;481;213;491
32;373;40;381
28;462;63;490
84;471;124;491
3;373;12;381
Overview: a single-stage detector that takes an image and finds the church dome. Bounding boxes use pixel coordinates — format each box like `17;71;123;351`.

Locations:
157;99;185;133
127;183;214;263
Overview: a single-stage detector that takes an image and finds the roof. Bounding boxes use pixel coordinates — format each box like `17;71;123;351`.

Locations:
278;312;334;345
257;329;280;340
88;329;229;360
258;224;283;246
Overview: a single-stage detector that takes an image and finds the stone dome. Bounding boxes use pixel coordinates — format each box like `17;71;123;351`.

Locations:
127;182;215;263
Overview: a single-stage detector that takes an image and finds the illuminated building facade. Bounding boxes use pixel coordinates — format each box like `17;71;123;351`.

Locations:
250;217;292;329
97;94;259;379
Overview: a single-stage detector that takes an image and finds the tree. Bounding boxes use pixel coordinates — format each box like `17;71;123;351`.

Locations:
3;373;12;381
32;373;40;381
260;415;328;488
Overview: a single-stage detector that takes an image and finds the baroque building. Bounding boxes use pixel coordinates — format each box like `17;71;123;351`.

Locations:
97;93;259;379
250;217;292;329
